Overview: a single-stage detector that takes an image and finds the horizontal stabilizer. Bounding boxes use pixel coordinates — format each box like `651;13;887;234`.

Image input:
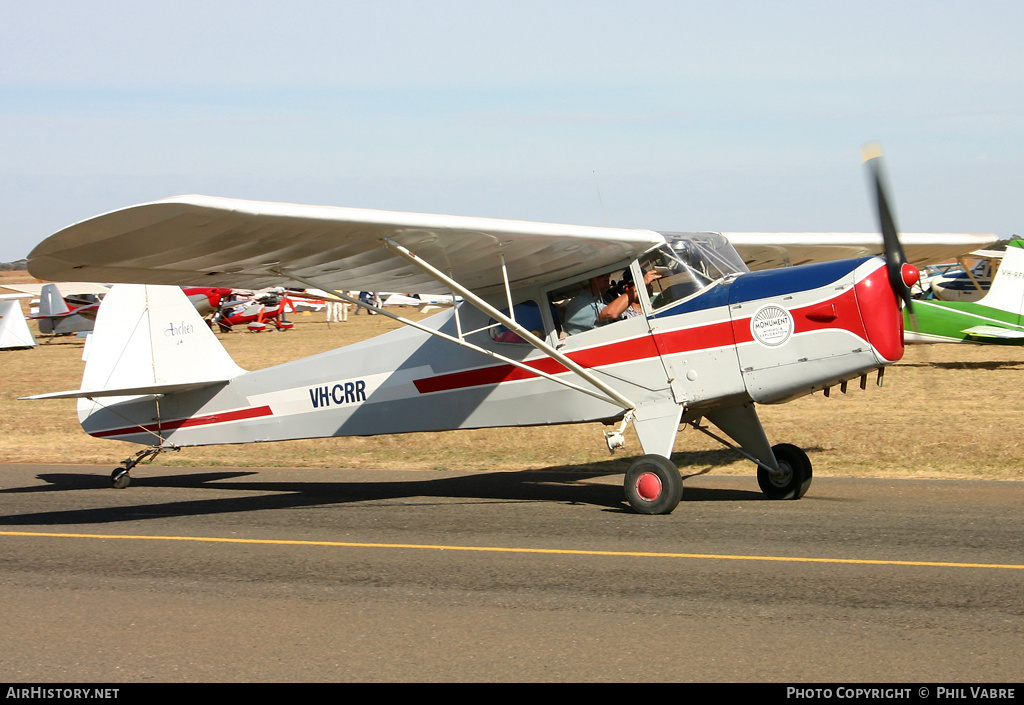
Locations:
962;325;1024;340
22;380;226;401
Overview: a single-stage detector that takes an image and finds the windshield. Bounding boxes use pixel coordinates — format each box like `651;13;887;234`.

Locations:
643;232;748;310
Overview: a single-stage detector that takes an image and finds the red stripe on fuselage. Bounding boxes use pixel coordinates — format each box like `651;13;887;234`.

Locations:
88;405;274;439
412;333;663;394
414;282;871;395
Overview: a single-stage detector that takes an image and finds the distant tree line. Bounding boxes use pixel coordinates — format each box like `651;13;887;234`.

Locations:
0;259;28;271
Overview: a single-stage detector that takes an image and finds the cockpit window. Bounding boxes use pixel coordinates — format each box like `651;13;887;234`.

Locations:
489;300;544;344
643;232;748;310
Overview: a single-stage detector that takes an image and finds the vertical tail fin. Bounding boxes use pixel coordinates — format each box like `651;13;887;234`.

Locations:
23;285;245;400
36;283;70;334
976;240;1024;318
0;294;37;349
80;284;246;394
39;283;70;317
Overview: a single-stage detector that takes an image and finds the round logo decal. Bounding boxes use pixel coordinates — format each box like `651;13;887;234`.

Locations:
750;304;793;347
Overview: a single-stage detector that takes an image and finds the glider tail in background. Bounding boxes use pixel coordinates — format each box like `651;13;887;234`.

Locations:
0;294;38;350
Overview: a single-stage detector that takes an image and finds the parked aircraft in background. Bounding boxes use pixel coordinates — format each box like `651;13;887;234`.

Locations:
919;249;1003;302
14;282;238;336
22;146;971;513
212;289;295;332
183;287;235;317
381;293;459;312
30;283;101;335
904;239;1024;344
0;293;37;349
0;281;110;301
722;231;997;271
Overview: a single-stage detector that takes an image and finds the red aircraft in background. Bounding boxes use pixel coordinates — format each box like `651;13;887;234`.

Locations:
27;284;235;336
211;289;295;332
183;287;235;317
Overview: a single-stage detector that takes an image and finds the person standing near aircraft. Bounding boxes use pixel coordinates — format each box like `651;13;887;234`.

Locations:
325;297;347;323
355;291;381;314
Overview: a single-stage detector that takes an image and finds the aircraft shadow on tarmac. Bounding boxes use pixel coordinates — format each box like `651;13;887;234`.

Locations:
0;448;774;526
900;359;1024;371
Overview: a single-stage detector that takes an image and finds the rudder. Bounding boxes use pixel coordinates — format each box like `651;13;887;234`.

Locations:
81;284;246;393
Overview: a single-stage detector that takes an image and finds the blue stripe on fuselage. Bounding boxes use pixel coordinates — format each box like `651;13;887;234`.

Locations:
653;257;873;318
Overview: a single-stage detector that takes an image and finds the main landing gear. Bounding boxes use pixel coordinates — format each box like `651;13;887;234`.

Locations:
622;442;813;514
624;454;683;515
757;443;813;500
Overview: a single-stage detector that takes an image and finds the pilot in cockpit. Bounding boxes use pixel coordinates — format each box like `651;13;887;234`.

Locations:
561;273;613;336
604;268;663;320
561;268;662;335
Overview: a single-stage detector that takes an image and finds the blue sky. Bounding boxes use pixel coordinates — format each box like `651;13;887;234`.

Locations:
2;0;1021;261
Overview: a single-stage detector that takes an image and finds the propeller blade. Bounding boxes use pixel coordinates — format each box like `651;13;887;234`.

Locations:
861;142;917;320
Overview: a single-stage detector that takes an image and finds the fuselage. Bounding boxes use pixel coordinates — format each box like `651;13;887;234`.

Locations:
77;255;904;448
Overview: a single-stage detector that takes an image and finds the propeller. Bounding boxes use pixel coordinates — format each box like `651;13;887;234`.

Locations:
861;142;919;323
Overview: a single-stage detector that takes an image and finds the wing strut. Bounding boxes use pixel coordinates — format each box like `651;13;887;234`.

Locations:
275;258;636;412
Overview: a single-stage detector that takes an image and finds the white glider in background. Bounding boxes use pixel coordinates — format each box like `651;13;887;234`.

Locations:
0;294;37;350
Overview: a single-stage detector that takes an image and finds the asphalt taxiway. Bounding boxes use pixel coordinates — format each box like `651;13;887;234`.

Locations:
1;464;1022;682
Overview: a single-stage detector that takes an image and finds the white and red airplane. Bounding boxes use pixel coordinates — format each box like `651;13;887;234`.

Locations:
30;283;104;335
23;148;994;513
211;290;295;332
15;282;235;336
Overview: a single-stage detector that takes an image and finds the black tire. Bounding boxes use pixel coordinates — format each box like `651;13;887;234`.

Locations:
111;468;131;489
757;443;812;500
624;455;683;515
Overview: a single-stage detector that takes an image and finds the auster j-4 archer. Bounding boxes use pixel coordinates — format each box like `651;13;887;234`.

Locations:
21;147;981;513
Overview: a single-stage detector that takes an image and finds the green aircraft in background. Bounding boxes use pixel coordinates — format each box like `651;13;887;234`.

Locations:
905;239;1024;344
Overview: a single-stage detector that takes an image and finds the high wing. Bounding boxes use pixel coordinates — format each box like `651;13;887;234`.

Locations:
28;196;665;297
724;232;999;271
0;282;112;297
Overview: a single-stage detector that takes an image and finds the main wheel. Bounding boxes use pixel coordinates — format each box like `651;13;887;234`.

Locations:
624;455;683;515
757;443;812;500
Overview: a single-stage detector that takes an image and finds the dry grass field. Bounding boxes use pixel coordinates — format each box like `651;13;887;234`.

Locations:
1;276;1022;481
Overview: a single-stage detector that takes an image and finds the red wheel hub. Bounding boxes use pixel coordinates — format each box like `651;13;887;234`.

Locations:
635;472;662;501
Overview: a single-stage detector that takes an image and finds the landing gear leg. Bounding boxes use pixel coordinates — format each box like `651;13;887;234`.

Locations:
624;454;683;515
109;446;177;489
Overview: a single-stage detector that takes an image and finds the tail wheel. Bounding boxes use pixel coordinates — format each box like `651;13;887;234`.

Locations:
111;467;131;489
757;443;812;500
624;455;683;515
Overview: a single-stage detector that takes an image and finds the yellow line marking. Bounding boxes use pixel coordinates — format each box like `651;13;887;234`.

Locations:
2;530;1022;570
